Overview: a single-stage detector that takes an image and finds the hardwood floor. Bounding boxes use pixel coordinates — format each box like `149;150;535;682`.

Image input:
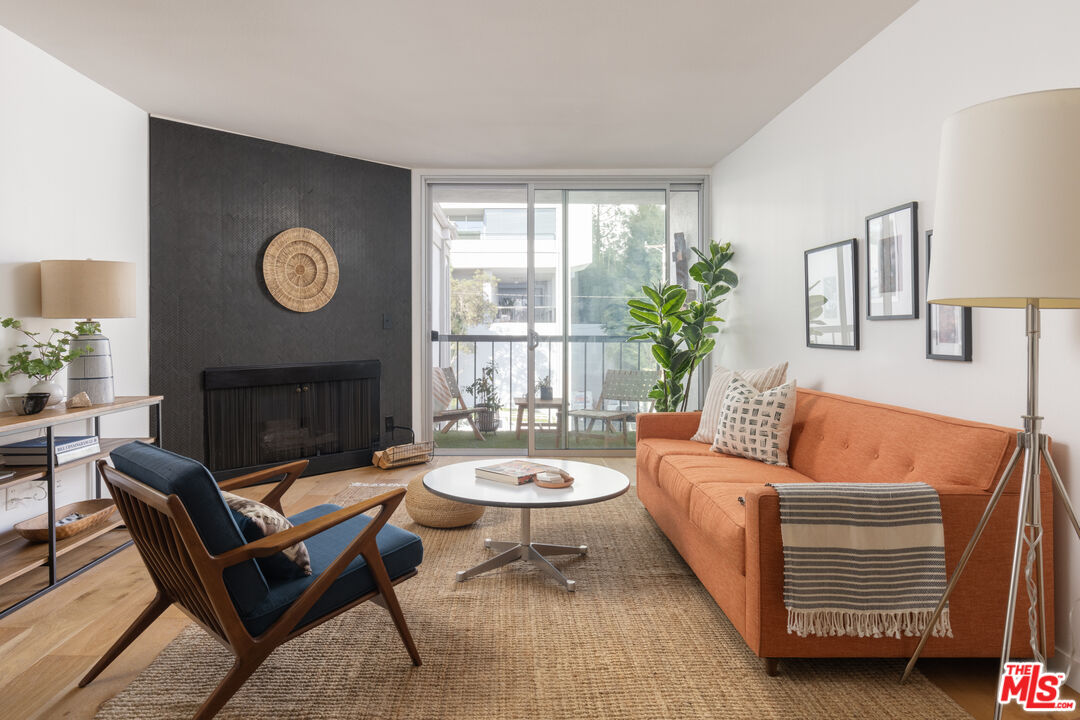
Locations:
0;456;1076;720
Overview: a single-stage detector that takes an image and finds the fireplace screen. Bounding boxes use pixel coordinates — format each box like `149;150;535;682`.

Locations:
203;361;380;475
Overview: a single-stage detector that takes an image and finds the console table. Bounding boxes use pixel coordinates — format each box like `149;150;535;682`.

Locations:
0;395;162;619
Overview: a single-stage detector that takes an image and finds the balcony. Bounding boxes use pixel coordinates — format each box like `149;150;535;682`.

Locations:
432;333;659;451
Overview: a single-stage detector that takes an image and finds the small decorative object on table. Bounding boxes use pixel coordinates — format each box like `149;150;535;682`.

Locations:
15;499;115;542
535;470;574;489
67;391;93;408
536;375;553;401
4;392;51;416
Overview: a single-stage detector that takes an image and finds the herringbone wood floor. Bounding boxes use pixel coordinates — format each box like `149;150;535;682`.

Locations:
0;456;1075;720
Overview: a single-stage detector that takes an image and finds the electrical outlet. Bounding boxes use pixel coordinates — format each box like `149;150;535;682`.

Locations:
385;416;394;432
382;313;393;330
5;481;46;511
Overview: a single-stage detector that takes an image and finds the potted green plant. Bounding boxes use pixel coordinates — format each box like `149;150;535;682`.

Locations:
626;241;738;412
465;360;502;432
536;375;553;401
0;318;99;406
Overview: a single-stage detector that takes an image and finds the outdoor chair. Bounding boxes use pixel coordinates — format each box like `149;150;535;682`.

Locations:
79;441;423;720
432;366;484;440
568;369;656;446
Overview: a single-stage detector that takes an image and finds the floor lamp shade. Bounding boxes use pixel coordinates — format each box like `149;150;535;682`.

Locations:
928;88;1080;308
39;260;136;405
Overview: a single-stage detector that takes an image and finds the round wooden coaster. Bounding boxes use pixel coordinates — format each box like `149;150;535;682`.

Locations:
263;227;339;312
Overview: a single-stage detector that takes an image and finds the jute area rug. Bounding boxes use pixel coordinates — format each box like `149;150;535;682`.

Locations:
97;479;970;720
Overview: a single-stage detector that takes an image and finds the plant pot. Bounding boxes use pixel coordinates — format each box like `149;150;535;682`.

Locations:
475;408;501;433
539;387;553;401
29;379;65;407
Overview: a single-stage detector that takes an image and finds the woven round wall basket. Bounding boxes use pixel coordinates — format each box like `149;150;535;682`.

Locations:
263;227;339;312
405;473;484;528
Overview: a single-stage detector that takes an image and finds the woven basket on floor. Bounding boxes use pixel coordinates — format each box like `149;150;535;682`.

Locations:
405;473;484;528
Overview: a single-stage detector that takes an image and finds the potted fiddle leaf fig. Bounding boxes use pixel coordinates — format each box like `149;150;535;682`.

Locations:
626;241;738;412
465;359;502;432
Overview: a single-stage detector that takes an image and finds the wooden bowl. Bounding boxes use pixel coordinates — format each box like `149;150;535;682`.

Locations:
15;499;116;542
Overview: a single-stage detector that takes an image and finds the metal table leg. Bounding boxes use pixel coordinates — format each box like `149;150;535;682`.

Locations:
455;507;587;591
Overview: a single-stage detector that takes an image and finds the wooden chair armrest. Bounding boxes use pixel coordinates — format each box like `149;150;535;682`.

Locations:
217;460;308;513
214;488;404;568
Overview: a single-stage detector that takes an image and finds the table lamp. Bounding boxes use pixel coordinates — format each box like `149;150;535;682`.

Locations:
40;259;136;405
900;88;1080;719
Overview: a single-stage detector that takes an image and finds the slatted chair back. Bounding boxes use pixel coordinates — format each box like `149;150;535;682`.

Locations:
441;367;471;409
101;463;244;647
594;369;657;410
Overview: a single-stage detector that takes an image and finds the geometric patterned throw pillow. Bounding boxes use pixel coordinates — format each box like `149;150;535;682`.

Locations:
712;375;797;466
690;361;789;443
221;491;313;578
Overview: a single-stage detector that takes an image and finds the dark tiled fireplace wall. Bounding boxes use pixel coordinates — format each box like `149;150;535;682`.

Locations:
149;118;411;464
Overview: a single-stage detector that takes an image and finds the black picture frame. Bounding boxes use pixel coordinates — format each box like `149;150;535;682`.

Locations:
866;201;918;320
805;238;859;350
925;230;972;361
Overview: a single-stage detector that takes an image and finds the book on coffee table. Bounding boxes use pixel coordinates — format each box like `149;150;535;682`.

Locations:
475;460;562;485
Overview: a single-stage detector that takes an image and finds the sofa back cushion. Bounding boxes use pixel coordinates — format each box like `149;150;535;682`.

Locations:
789;389;1011;491
111;442;270;614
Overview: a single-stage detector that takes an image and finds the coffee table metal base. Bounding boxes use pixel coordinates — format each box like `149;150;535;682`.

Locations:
455;507;586;591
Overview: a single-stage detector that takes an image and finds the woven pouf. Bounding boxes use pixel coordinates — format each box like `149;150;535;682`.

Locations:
405;473;484;528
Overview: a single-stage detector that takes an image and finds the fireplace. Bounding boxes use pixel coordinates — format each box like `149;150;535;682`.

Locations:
203;360;380;478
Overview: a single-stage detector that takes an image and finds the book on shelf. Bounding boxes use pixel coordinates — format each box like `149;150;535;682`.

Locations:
475;460;563;485
0;435;99;455
0;440;101;466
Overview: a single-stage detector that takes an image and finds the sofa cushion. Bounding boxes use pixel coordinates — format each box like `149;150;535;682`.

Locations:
687;483;749;575
241;504;423;636
657;454;813;511
790;389;1010;490
110;442;269;615
637;439;717;485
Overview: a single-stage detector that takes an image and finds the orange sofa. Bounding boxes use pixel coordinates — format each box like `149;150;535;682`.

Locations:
636;387;1053;671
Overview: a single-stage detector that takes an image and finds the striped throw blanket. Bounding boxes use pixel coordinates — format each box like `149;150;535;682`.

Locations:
771;482;952;640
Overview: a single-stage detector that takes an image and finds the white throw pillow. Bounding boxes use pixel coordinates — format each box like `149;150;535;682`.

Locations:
690;361;788;443
712;375;797;466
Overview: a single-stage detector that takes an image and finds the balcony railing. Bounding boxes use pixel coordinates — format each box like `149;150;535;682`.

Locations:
432;333;658;421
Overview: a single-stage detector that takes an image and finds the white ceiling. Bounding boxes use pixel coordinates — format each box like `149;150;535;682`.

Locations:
0;0;915;169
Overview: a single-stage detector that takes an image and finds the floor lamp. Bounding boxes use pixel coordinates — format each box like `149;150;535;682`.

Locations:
900;88;1080;719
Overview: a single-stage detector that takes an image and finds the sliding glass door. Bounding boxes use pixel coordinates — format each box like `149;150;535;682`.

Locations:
427;178;704;456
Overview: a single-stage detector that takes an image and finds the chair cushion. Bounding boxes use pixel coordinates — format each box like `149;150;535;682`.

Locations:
241;504;424;636
110;442;269;614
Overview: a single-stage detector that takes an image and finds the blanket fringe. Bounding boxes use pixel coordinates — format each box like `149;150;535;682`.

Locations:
786;607;952;640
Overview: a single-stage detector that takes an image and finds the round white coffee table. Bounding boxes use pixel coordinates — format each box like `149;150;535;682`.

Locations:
422;458;630;591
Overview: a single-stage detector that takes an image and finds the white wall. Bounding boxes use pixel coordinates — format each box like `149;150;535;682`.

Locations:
0;25;148;531
712;0;1080;670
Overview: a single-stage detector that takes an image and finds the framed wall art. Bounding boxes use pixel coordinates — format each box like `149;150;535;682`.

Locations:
805;238;859;350
866;202;918;320
925;230;972;361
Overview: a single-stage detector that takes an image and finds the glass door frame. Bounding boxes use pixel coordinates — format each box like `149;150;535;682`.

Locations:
420;175;709;457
